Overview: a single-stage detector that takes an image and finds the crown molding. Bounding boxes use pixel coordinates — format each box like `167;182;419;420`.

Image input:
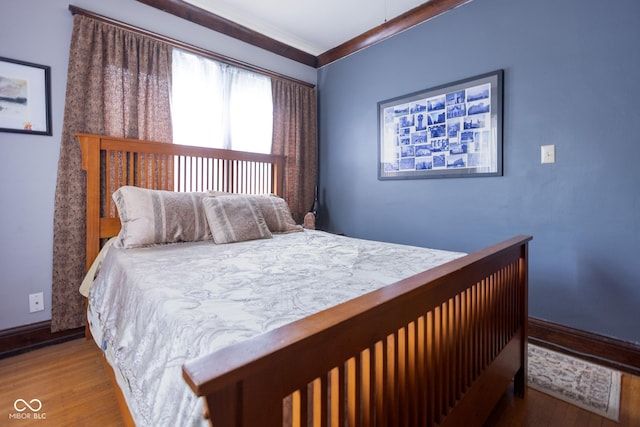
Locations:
317;0;471;67
137;0;472;68
136;0;318;67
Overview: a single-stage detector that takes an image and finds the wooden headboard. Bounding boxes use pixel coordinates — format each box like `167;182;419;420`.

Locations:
77;133;286;271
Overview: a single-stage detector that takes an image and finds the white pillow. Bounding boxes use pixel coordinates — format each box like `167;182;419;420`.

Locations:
202;196;272;244
112;186;211;248
208;192;302;234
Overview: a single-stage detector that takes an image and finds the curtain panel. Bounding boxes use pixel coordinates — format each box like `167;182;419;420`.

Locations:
51;15;172;332
271;78;318;223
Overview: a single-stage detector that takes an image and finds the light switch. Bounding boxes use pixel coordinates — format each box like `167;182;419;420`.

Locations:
541;145;555;164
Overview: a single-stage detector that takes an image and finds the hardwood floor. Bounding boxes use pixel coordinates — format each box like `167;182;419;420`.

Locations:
1;338;638;426
0;338;124;426
484;376;640;427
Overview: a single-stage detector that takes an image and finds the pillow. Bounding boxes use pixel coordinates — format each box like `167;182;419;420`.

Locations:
202;196;272;244
112;186;211;248
208;192;302;234
251;195;303;234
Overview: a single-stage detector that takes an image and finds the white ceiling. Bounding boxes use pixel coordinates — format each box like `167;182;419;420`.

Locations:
183;0;430;56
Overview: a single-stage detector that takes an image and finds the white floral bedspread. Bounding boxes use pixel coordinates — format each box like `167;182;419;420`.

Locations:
89;230;465;426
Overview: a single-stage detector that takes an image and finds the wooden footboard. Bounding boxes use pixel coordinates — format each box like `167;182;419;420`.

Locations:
183;235;532;427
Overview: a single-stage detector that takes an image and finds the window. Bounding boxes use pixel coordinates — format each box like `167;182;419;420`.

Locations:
171;49;273;154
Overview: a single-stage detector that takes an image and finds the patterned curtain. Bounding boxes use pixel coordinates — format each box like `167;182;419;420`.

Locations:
51;15;172;332
271;78;318;223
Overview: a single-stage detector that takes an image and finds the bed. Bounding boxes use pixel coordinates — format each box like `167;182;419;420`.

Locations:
78;133;532;427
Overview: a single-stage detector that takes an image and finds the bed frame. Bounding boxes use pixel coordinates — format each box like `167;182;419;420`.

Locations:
79;133;532;427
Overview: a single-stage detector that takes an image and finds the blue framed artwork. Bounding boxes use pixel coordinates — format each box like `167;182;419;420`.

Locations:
378;70;503;180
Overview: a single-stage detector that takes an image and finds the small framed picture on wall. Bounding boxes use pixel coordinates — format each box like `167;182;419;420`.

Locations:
0;56;52;136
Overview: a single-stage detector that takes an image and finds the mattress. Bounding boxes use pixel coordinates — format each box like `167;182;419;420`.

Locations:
87;229;465;426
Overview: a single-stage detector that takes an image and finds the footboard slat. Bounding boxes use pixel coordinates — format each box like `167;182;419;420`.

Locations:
184;235;532;427
319;376;328;427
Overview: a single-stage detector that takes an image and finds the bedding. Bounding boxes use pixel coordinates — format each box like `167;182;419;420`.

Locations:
79;237;115;297
87;230;465;426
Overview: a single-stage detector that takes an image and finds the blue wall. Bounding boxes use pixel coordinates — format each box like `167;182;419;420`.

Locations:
317;0;640;343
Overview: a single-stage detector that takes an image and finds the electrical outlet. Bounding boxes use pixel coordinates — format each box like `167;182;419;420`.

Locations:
29;292;44;313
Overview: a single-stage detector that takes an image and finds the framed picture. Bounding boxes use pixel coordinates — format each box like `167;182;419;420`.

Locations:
0;56;52;135
378;70;503;180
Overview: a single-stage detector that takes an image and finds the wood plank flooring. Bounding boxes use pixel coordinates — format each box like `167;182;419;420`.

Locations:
0;338;124;426
484;375;640;427
1;338;638;426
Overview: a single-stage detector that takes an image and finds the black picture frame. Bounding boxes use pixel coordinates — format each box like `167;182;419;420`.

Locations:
378;70;503;180
0;56;52;136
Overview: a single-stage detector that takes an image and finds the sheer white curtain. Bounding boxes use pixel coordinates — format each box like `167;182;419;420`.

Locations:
172;49;272;154
226;66;273;153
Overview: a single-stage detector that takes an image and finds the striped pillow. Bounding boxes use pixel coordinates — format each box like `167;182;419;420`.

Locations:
208;192;302;234
202;196;272;244
112;186;211;248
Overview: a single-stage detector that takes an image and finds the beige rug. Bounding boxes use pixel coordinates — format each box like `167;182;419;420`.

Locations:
528;344;621;421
